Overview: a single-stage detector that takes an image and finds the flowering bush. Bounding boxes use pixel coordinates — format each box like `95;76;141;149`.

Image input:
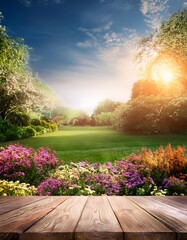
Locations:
37;160;155;196
160;176;186;195
0;144;58;185
0;144;186;196
0;179;36;196
138;144;187;184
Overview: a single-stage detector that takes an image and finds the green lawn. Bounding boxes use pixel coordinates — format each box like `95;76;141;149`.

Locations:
1;126;187;164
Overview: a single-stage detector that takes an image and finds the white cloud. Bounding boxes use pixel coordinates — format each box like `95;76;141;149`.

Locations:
18;0;63;7
18;0;32;7
100;0;133;10
184;0;187;7
77;22;113;49
39;0;63;5
140;1;148;15
76;40;94;48
140;0;169;29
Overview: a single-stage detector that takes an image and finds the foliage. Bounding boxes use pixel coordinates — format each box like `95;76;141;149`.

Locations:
36;144;186;196
136;8;187;90
49;123;58;132
0;143;186;196
160;176;186;195
112;96;187;134
70;112;90;126
0;179;36;196
95;112;113;126
137;144;187;184
94;99;122;115
0;17;54;120
131;79;159;99
31;118;41;126
32;125;47;135
0;144;58;186
5;111;31;126
21;126;36;138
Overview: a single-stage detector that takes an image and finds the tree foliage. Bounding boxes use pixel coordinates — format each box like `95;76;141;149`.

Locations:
0;16;51;120
131;79;159;99
112;96;187;134
94;99;122;115
136;8;187;89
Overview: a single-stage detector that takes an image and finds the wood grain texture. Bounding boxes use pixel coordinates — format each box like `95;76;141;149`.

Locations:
0;196;69;240
0;196;46;215
75;196;123;240
129;196;187;240
108;196;174;240
0;196;186;240
149;196;187;215
21;196;88;240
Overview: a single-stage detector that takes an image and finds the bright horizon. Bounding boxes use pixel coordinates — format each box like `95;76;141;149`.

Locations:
1;0;187;114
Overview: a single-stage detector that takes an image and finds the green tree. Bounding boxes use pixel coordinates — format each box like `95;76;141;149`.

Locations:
0;15;51;119
94;99;122;115
136;8;187;90
95;112;113;126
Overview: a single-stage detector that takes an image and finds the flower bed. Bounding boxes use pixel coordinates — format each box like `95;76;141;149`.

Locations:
0;144;186;196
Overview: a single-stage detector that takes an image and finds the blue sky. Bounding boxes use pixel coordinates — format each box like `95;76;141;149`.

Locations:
1;0;186;113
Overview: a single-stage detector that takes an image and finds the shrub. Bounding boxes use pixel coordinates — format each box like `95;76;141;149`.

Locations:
160;176;187;195
37;179;62;196
0;144;186;196
6;112;31;126
32;125;47;135
21;126;36;138
0;180;36;196
112;96;187;134
37;160;154;196
139;144;187;184
49;123;58;132
0;133;6;142
5;127;21;140
41;119;50;128
31;118;41;126
0;145;58;186
36;145;186;196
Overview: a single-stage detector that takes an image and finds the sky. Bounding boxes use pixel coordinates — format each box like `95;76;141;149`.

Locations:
1;0;187;114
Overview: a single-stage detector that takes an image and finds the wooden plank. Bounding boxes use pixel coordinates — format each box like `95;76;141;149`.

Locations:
163;196;187;205
0;196;46;215
0;196;69;240
21;196;88;240
149;196;187;215
75;196;123;240
108;196;174;240
129;196;187;240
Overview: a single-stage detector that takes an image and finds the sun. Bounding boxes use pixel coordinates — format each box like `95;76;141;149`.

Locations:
152;62;176;84
159;66;175;83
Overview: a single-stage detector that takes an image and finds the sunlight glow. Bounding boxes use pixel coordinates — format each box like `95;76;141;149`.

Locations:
159;66;175;83
152;62;177;84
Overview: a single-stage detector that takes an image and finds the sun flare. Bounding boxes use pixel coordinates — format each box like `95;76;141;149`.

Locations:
152;63;176;84
159;66;175;83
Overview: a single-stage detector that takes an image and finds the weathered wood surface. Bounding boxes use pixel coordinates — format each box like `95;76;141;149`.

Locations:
0;196;186;240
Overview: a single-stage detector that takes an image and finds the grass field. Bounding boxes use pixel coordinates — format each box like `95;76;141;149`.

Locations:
1;126;187;164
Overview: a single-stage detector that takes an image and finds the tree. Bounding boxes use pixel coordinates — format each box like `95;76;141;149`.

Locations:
94;99;122;115
95;112;113;126
0;15;51;120
136;8;187;90
70;112;90;126
131;79;159;99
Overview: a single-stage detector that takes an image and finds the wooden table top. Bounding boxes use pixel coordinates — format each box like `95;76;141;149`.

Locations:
0;196;186;240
